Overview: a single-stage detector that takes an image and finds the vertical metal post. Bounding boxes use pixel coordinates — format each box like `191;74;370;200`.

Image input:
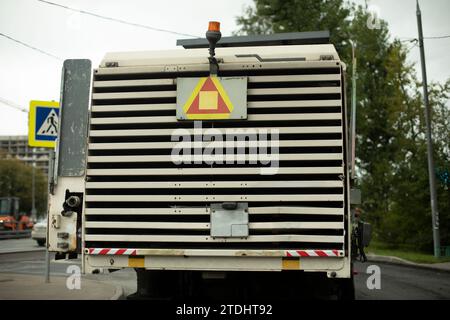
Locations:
350;42;357;180
416;0;440;257
31;147;37;221
45;249;51;283
44;148;55;283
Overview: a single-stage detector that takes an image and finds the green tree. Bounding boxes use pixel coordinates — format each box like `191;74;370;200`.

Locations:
390;77;450;250
235;0;353;61
236;0;450;252
0;158;48;219
382;76;450;250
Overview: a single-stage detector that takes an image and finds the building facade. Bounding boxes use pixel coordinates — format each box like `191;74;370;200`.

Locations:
0;135;50;175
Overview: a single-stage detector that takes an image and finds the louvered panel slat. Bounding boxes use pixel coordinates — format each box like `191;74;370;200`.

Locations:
92;74;340;88
85;234;344;243
85;180;343;189
85;194;344;202
87;153;343;163
85;61;347;252
91;100;341;112
84;206;344;215
89;126;343;137
86;167;343;176
88;140;343;150
90;113;342;124
85;221;343;230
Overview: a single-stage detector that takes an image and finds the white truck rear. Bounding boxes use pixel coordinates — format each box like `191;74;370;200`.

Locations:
47;27;358;300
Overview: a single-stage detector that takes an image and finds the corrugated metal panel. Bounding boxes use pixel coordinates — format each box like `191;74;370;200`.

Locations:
88;140;343;150
86;180;343;188
85;234;344;243
90;113;342;124
89;126;343;136
86;167;343;176
84;60;347;252
84;206;344;215
85;221;343;229
91;100;342;112
87;154;343;163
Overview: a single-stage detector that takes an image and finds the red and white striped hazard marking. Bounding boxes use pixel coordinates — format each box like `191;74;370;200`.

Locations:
285;250;343;257
87;248;137;255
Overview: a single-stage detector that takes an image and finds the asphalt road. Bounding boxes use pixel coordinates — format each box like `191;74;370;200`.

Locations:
354;261;450;300
0;238;45;254
1;239;449;300
0;239;137;297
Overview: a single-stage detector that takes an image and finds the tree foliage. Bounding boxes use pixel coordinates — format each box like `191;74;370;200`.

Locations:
0;157;48;219
236;0;450;251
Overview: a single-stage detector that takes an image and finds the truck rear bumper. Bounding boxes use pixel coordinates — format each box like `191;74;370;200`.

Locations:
83;249;350;278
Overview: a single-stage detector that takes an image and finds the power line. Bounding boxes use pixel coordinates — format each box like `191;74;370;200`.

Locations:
0;97;28;113
400;35;450;42
37;0;200;38
425;35;450;40
400;38;417;43
0;32;62;60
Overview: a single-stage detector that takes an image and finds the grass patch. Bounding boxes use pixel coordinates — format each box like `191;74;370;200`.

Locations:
367;242;450;264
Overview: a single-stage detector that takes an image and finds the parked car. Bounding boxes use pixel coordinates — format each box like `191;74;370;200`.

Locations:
31;220;47;246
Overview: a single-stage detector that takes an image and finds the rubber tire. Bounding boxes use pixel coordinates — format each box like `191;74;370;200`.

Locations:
337;278;356;300
37;239;46;247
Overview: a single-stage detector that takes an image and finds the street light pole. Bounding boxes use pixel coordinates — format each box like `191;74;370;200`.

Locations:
416;0;440;257
350;41;357;180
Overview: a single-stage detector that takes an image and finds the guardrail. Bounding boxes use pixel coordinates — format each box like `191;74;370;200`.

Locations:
0;230;32;240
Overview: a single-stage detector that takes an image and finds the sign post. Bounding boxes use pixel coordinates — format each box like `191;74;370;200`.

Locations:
28;100;60;283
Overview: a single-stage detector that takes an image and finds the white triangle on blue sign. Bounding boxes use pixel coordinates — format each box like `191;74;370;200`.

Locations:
37;109;59;136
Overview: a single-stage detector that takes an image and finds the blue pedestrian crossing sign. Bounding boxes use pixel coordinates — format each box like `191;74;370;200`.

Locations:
28;100;60;148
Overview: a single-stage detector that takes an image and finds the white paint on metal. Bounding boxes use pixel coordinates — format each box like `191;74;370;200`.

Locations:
248;87;341;95
248;100;341;108
92;103;176;112
87;153;343;163
84;207;210;215
86;167;343;176
89;126;343;137
93;78;175;87
83;206;344;215
85;180;343;189
84;194;344;202
99;44;339;68
89;113;342;124
85;234;343;243
86;221;342;230
93;74;339;89
88;139;343;150
92;91;176;100
86;221;210;229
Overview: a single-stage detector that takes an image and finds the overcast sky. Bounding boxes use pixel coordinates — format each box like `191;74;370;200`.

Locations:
0;0;449;136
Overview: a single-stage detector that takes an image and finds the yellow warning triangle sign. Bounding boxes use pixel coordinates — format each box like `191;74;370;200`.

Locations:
183;77;234;120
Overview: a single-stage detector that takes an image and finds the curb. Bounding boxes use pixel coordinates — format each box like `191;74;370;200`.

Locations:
80;277;125;300
0;248;46;254
110;284;125;300
367;254;450;273
0;230;31;240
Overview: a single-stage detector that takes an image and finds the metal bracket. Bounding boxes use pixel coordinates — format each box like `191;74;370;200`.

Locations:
208;56;220;75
